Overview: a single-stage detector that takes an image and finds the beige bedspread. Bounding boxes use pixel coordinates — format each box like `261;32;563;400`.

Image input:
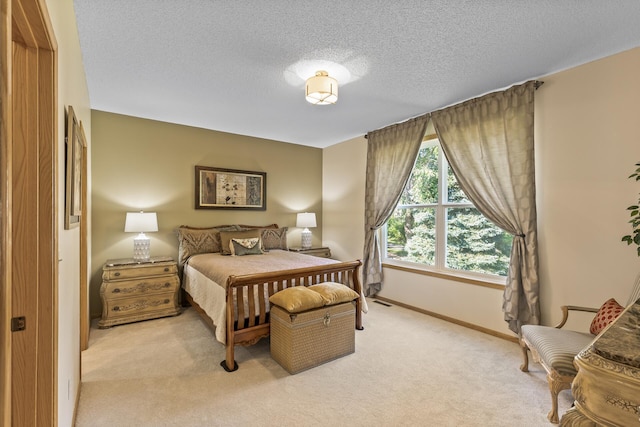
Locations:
182;250;337;344
188;249;337;287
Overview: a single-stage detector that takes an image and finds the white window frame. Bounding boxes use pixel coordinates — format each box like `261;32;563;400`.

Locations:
382;137;508;285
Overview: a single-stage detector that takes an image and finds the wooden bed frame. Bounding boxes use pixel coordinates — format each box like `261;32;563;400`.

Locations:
183;259;363;372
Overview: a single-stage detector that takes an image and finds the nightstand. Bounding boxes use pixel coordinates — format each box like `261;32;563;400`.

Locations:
288;246;332;258
98;256;181;328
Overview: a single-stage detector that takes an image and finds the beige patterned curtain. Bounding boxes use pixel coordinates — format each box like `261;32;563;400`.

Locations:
431;81;539;333
363;115;430;296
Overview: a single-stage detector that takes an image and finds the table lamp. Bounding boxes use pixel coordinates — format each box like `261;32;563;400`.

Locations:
296;212;316;249
124;211;158;261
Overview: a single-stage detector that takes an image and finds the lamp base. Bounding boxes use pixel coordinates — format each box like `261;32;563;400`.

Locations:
301;229;312;249
133;234;151;262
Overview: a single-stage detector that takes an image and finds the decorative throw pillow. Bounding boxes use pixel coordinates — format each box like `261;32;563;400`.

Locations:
269;286;326;313
219;229;262;255
589;298;625;335
176;225;239;265
308;282;360;306
261;227;288;250
229;237;263;256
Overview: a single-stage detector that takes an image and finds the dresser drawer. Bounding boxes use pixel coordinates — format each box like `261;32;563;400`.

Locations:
106;294;175;317
103;262;177;281
100;294;179;326
102;276;179;297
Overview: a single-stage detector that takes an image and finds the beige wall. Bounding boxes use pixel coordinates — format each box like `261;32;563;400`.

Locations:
535;46;640;323
323;135;367;262
90;111;324;316
324;47;640;337
45;0;92;425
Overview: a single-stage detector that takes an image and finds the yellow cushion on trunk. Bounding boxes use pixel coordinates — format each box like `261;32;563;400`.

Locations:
269;287;326;313
308;282;359;306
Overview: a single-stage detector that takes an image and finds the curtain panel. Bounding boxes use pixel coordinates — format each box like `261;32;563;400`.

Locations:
362;115;430;296
431;81;539;333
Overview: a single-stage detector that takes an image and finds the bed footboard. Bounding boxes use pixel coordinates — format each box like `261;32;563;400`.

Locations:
221;259;363;372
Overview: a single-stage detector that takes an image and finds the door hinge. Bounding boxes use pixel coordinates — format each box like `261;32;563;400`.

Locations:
11;316;26;332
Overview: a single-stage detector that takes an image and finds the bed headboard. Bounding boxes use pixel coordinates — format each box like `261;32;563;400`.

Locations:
175;223;286;270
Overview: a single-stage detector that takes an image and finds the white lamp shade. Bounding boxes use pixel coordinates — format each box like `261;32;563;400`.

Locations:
305;71;338;105
296;212;317;228
124;212;158;233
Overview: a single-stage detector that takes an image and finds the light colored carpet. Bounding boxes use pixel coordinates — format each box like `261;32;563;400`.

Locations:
76;299;572;426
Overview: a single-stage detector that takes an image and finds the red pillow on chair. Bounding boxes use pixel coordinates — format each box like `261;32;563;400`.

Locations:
589;298;624;335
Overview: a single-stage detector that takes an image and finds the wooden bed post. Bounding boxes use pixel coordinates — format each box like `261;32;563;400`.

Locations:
221;286;239;372
352;266;364;331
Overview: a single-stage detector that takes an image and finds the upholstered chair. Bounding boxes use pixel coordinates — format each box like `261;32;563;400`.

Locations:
519;274;640;423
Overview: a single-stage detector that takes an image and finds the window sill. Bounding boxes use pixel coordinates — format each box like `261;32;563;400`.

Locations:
382;261;506;290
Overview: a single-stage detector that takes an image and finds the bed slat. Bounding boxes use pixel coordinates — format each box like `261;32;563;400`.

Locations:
236;287;245;328
247;284;256;327
258;283;267;324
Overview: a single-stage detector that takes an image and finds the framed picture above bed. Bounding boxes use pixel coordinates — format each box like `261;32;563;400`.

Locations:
195;165;266;210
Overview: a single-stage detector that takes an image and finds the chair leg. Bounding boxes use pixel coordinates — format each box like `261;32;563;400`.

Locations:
519;338;530;372
546;371;572;424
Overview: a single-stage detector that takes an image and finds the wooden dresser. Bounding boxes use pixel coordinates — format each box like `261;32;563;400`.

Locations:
560;297;640;426
98;256;181;328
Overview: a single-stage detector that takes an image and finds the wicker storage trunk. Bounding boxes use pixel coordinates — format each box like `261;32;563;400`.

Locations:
270;301;355;374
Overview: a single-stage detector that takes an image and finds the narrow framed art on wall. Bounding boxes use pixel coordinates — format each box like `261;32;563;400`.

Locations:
64;106;84;229
195;165;266;210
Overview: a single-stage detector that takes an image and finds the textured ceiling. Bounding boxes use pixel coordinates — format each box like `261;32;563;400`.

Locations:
74;1;640;148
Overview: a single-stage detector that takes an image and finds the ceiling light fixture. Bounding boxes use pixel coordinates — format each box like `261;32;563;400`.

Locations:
305;70;338;105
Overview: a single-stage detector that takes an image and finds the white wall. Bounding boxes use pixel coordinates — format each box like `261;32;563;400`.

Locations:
46;1;92;425
323;47;640;337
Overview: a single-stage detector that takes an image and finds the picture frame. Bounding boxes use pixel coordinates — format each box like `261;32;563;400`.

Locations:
64;106;83;229
195;165;266;210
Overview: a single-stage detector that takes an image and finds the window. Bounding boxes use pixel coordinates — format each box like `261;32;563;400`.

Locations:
384;137;513;278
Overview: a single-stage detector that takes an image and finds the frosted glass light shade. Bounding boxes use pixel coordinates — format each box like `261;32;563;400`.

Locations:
125;212;158;261
305;71;338;105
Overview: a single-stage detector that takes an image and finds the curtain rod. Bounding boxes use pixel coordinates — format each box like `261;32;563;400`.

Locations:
364;80;545;139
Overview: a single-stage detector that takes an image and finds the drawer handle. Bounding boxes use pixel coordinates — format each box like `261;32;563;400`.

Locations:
164;299;170;304
112;288;121;293
164;283;170;288
114;272;121;277
164;267;169;272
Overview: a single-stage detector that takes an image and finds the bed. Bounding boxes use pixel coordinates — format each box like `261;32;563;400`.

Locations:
176;224;364;372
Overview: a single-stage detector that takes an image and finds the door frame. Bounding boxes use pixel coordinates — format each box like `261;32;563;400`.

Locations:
1;0;58;424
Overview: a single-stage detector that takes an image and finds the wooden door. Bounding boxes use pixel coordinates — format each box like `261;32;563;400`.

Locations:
81;127;89;352
1;0;57;425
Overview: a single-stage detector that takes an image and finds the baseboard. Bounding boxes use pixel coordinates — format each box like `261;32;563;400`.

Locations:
372;296;519;343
